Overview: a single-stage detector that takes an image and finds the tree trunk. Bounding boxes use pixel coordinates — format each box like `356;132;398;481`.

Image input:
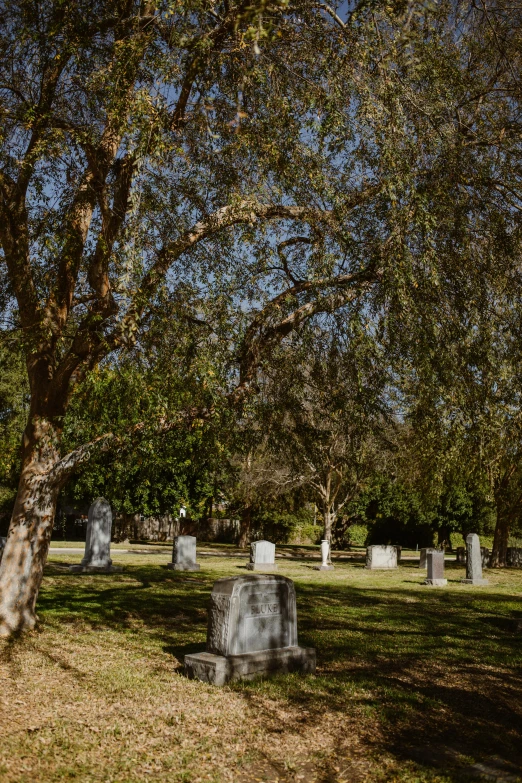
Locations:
323;508;334;543
437;526;450;550
239;505;251;548
0;419;61;635
490;513;510;568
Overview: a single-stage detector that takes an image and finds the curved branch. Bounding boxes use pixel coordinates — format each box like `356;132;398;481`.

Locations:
49;406;214;487
235;269;380;396
109;201;334;349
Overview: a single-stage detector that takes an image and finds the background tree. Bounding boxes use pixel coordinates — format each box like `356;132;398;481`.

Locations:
1;0;522;634
261;326;390;542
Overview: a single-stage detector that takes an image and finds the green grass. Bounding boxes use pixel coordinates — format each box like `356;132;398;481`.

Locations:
0;546;521;782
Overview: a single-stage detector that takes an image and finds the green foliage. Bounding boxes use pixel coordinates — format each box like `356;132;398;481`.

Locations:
0;338;28;518
359;476;435;549
251;505;318;544
346;524;368;547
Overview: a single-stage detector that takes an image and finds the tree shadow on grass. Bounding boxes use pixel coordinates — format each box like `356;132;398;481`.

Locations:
37;564;522;780
243;580;522;779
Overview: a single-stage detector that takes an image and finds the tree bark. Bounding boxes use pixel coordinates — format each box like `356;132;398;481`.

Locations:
239;505;252;548
0;417;61;635
490;513;509;567
322;508;334;543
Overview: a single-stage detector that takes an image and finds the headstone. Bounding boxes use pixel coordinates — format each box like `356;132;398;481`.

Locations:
70;498;119;573
315;539;334;571
246;540;277;572
507;548;522;567
365;545;398;569
420;547;439;569
0;536;5;564
461;533;489;585
184;574;316;685
423;551;447;586
168;535;200;571
456;547;466;564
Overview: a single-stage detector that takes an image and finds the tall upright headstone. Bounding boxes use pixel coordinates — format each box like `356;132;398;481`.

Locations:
315;539;334;571
70;498;118;572
247;540;277;572
461;533;489;585
366;545;398;570
184;574;316;685
423;551;447;586
168;535;200;571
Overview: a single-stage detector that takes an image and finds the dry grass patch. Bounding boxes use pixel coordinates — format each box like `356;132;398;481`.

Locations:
0;548;521;782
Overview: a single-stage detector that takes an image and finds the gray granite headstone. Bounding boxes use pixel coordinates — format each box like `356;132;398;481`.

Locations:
184;574;315;685
461;533;488;585
168;535;200;571
424;551;447;586
70;498;118;572
365;545;398;569
507;548;522;567
420;547;439;569
247;540;277;572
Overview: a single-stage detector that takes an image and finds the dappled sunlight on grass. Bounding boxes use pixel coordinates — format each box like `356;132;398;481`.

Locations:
0;548;521;782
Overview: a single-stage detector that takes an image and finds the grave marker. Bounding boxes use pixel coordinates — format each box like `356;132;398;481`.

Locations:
366;545;398;569
423;551;447;586
70;498;119;573
185;574;315;685
420;547;439;569
246;540;277;572
168;535;200;571
461;533;489;585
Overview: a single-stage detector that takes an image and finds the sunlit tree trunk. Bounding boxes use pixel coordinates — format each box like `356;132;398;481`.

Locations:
0;416;62;635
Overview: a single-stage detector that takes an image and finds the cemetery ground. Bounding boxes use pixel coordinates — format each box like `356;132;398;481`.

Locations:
0;545;521;783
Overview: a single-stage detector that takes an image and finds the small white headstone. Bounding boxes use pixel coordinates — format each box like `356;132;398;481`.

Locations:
365;545;398;569
247;540;277;571
168;535;200;571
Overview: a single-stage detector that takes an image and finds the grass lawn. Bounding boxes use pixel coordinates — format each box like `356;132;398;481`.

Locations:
0;545;521;783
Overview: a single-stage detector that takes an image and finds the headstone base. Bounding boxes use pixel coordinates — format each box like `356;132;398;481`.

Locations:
315;565;334;571
365;565;397;570
167;563;201;571
424;578;447;586
69;564;122;573
246;563;278;571
185;646;316;686
460;578;489;585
